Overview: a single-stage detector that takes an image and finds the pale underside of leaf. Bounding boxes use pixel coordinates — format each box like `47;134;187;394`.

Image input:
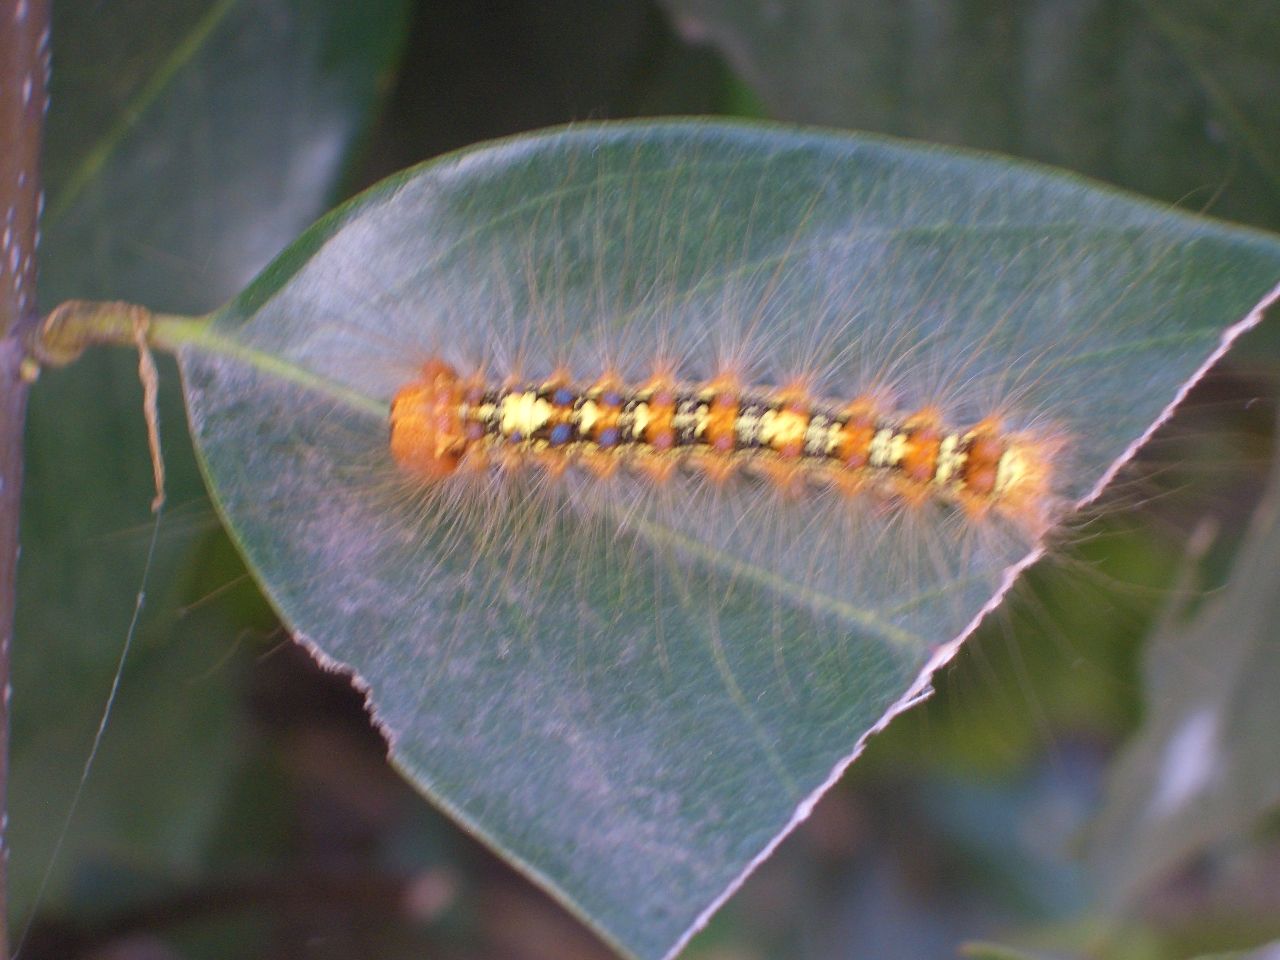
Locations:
175;122;1280;959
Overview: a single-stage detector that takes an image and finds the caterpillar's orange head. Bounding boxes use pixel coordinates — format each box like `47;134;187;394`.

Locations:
390;359;468;479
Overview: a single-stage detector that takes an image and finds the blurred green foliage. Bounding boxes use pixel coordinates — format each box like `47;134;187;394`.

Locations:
14;2;1280;959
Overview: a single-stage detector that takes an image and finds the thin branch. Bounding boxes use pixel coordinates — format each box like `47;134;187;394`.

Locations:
0;0;52;952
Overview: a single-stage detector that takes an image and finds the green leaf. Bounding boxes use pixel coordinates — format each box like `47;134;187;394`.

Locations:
41;0;411;311
960;943;1048;960
172;121;1280;959
1086;406;1280;907
659;0;1280;232
14;0;409;924
1191;946;1280;960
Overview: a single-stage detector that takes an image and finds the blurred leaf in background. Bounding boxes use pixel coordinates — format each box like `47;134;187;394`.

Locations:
658;0;1280;232
1087;426;1280;941
1194;946;1280;960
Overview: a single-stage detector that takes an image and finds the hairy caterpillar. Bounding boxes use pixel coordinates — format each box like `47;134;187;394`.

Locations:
389;360;1057;536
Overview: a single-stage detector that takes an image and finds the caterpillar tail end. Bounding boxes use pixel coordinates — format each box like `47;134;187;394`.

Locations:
990;432;1064;541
